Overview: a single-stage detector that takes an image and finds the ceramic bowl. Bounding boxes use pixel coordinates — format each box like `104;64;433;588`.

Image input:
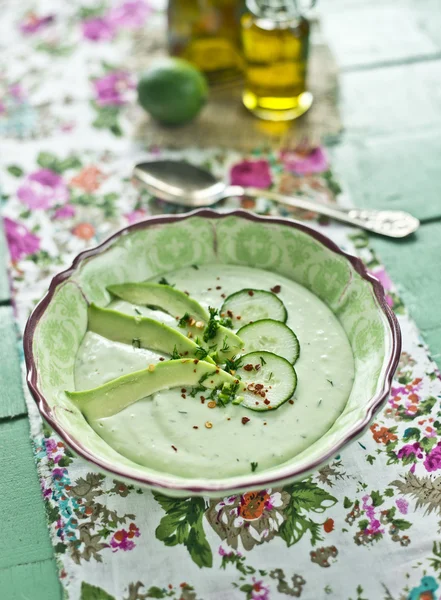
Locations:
25;210;400;497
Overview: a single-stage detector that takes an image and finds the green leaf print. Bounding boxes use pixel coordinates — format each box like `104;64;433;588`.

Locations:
80;582;115;600
370;491;384;507
36;151;82;173
7;165;23;177
343;497;353;509
278;480;337;547
391;518;412;531
429;541;441;572
153;493;213;568
403;428;420;442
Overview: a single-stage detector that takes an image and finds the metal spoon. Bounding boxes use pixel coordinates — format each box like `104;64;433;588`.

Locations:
133;160;419;238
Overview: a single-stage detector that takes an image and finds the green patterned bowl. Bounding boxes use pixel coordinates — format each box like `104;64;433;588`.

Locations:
24;210;400;497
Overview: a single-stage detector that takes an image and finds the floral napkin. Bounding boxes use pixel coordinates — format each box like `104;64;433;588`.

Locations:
2;1;441;600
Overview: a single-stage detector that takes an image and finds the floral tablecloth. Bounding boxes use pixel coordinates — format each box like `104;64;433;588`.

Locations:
2;1;441;600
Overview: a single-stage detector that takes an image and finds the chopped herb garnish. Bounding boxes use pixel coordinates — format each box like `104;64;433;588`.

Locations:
251;462;258;472
268;372;273;381
318;399;323;406
195;345;209;360
217;381;240;407
158;277;173;286
171;345;181;360
326;379;334;386
178;312;191;328
191;264;199;270
132;337;141;349
203;306;220;342
199;372;210;384
219;316;233;329
220;336;230;353
260;356;267;366
134;307;142;315
225;355;243;374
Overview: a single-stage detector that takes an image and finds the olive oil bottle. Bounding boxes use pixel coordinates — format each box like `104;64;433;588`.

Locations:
168;0;243;84
241;0;313;120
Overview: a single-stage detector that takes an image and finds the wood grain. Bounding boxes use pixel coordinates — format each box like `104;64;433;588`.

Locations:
0;417;54;570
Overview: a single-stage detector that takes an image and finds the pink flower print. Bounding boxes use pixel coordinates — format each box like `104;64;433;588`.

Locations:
109;0;152;29
82;17;115;41
125;209;146;223
280;145;328;175
396;498;409;515
93;71;135;106
9;84;25;102
3;217;40;262
110;523;140;551
251;578;270;600
361;495;384;536
54;205;76;220
230;159;272;189
424;442;441;472
371;268;393;307
20;13;54;34
17;169;69;210
397;442;423;460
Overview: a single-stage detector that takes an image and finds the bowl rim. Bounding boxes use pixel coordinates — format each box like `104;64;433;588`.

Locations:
24;209;401;494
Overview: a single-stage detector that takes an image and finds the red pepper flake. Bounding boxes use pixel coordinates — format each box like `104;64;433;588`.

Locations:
227;418;231;421
181;394;186;399
193;359;199;364
264;399;270;405
259;391;266;397
193;369;197;373
216;286;221;290
193;426;199;429
264;422;267;426
216;277;220;280
159;357;165;361
221;294;226;299
236;316;241;320
227;310;233;318
241;417;250;425
248;290;254;296
201;396;206;403
181;388;187;393
184;291;190;296
184;351;188;356
255;364;261;371
255;383;264;391
210;380;214;383
255;402;259;405
216;369;220;374
171;445;178;452
289;399;294;405
244;364;254;372
207;288;212;291
271;285;281;294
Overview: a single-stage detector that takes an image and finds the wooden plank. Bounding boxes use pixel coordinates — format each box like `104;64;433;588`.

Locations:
329;131;441;221
369;221;441;367
0;417;54;570
340;59;441;138
0;559;61;600
0;223;11;302
321;2;439;69
0;305;26;419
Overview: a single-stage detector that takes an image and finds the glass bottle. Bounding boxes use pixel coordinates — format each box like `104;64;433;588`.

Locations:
168;0;243;85
241;0;313;120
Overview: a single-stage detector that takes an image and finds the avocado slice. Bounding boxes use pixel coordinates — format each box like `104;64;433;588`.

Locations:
106;282;243;360
107;282;208;321
88;303;214;363
66;359;241;420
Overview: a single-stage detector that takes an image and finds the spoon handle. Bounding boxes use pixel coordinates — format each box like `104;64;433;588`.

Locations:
226;186;419;238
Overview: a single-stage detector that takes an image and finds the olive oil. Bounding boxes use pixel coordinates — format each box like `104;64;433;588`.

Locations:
241;0;313;120
168;0;243;84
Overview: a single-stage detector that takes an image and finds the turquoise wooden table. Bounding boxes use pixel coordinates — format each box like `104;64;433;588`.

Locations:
1;0;441;598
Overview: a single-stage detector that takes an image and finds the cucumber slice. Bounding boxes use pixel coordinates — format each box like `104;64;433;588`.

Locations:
107;282;208;321
237;319;300;364
221;289;287;327
67;359;238;420
236;351;297;411
88;303;214;364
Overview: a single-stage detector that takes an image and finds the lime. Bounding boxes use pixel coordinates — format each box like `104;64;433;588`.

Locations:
137;58;208;126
